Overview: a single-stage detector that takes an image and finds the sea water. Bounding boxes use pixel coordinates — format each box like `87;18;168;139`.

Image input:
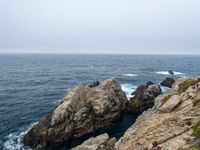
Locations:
0;54;200;149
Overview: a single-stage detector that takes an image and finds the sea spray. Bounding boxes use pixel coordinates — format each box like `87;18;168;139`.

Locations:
121;83;137;100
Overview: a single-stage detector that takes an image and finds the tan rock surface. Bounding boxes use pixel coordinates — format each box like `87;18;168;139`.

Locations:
72;133;117;150
23;78;127;148
115;77;200;150
159;95;181;113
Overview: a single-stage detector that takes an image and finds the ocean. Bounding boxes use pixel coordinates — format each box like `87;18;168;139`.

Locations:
0;54;200;150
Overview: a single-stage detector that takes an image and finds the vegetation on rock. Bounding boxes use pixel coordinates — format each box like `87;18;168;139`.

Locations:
178;78;200;93
178;79;195;93
193;120;200;138
183;146;199;150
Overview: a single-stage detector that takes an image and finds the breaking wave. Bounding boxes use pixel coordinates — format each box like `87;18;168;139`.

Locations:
160;86;171;93
121;83;137;100
156;71;185;76
123;74;138;77
3;123;37;150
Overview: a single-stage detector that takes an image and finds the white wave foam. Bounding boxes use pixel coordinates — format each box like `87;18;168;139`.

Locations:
156;71;185;76
173;71;185;75
3;123;37;150
3;133;24;150
160;86;171;93
156;71;170;75
121;84;137;100
123;74;138;77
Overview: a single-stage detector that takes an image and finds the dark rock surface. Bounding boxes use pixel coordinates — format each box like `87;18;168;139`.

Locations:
168;70;174;75
160;77;175;88
131;81;153;96
88;81;100;88
127;82;162;113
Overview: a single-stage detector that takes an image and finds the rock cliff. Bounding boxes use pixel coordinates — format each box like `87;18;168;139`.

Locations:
115;77;200;150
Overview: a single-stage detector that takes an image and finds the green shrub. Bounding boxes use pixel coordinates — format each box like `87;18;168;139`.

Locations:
183;146;199;150
193;120;200;137
178;78;200;93
178;79;195;93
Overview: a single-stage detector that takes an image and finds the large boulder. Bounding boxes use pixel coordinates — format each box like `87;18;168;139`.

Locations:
127;81;162;113
72;133;117;150
131;81;153;96
23;78;127;148
160;77;175;88
115;77;200;150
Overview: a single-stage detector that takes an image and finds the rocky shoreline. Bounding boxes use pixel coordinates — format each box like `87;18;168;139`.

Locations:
115;77;200;150
23;76;200;150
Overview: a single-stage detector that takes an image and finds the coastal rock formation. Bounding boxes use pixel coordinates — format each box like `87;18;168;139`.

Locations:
168;70;174;75
72;133;117;150
115;77;200;150
23;78;127;148
127;81;162;113
161;77;175;88
88;81;100;88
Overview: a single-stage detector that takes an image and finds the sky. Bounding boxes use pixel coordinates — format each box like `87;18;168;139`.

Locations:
0;0;200;54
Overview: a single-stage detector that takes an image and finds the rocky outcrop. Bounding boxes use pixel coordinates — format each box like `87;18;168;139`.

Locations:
127;81;162;113
88;81;100;88
115;77;200;150
23;78;127;148
161;77;175;88
72;133;117;150
168;70;174;75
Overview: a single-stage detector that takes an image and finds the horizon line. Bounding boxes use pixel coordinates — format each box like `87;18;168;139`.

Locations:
0;52;200;56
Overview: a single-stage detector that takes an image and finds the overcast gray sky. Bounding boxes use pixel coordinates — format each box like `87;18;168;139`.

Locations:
0;0;200;54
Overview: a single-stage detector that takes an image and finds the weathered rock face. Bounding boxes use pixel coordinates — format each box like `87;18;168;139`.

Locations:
158;95;181;113
131;81;154;96
23;78;127;148
72;133;117;150
161;77;175;88
127;81;162;113
115;77;200;150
